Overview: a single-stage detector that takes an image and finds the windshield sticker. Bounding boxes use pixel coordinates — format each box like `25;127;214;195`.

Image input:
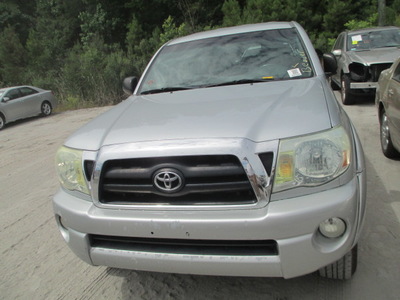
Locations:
287;68;302;78
351;35;362;44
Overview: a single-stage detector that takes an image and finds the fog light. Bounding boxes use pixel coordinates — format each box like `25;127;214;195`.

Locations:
319;218;346;238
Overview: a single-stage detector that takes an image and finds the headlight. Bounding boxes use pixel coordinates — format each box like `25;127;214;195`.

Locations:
273;126;351;193
55;146;90;194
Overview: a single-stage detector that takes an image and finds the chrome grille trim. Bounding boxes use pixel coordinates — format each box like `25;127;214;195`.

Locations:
90;138;278;210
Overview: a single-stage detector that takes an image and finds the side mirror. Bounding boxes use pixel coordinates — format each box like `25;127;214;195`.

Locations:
3;97;10;102
123;76;138;95
322;53;337;75
332;49;342;56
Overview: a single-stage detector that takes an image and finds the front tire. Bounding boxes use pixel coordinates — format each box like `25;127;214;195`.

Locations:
341;75;356;105
319;244;358;280
380;110;400;158
41;101;52;116
0;114;5;130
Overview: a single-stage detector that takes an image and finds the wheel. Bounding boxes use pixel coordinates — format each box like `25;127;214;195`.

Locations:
0;114;5;130
380;110;400;158
341;75;355;105
41;101;52;116
318;244;358;280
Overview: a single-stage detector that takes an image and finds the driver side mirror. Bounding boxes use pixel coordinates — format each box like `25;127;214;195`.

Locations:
2;97;10;102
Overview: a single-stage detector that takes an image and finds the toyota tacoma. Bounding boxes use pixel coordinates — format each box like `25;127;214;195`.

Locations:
54;22;366;280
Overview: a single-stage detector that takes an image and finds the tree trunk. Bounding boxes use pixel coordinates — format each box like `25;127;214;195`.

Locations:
378;0;386;26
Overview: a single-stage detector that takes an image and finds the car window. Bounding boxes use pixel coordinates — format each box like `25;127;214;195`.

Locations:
347;28;400;51
139;28;314;94
19;87;38;97
5;89;21;100
393;63;400;82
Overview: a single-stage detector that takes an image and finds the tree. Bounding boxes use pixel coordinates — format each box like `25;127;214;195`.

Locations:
378;0;386;26
0;0;35;44
25;0;82;88
0;26;26;85
222;0;242;26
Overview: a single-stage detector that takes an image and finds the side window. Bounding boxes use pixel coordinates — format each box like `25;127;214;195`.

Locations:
19;87;38;97
393;63;400;82
5;89;21;100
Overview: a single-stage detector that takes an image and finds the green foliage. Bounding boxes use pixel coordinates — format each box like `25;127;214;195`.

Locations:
0;26;26;85
345;13;378;30
160;16;188;44
79;3;118;47
59;38;134;108
0;0;35;43
222;0;242;26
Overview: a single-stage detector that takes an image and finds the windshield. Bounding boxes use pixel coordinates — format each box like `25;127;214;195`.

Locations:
139;28;314;94
347;28;400;51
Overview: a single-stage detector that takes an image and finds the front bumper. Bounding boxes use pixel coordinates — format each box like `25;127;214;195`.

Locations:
53;168;366;279
350;82;378;89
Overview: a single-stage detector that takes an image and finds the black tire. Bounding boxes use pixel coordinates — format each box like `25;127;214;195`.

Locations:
0;113;5;130
41;101;52;116
319;244;358;280
380;110;400;158
341;75;356;105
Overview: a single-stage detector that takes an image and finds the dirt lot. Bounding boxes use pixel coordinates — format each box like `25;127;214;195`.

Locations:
1;94;400;300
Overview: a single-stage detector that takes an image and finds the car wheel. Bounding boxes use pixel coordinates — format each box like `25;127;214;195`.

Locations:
380;110;400;158
41;101;52;116
318;244;358;280
341;75;355;105
0;114;5;130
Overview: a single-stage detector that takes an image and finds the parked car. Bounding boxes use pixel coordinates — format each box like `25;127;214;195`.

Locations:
376;56;400;158
0;85;57;130
53;22;366;280
330;26;400;105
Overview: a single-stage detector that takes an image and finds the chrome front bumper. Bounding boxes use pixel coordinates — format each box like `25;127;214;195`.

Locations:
350;82;378;89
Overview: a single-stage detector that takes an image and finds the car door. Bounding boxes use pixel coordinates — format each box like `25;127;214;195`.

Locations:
18;87;41;116
387;62;400;144
2;88;24;121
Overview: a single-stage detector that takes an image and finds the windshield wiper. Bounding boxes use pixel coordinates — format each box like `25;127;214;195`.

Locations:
140;87;192;95
204;78;276;88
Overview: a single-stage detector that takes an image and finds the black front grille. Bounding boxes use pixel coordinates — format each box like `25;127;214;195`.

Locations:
90;235;278;256
98;155;257;205
371;63;392;81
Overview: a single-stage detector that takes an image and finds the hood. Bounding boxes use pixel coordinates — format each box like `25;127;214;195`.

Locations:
65;78;333;150
347;47;400;65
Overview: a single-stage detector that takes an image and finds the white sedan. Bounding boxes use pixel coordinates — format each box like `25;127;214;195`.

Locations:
0;85;57;130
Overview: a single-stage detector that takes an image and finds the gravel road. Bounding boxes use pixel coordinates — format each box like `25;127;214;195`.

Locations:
1;94;399;300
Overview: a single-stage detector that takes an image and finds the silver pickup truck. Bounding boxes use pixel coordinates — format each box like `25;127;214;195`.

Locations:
53;21;366;280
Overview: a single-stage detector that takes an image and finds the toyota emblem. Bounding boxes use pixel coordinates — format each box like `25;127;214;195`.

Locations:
153;168;184;193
